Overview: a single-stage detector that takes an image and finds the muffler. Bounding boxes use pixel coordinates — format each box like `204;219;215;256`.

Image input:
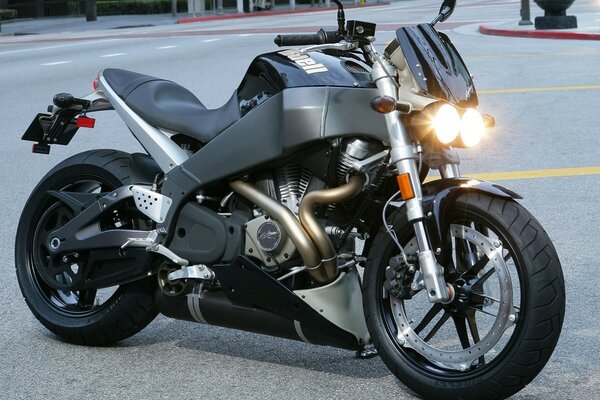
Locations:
155;256;364;350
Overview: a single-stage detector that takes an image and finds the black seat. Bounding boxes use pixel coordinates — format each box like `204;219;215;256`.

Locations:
103;68;240;143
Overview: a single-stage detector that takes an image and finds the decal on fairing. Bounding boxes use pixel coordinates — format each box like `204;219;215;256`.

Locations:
278;49;329;74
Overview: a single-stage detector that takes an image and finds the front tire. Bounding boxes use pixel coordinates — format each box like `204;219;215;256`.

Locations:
364;192;565;400
15;150;160;346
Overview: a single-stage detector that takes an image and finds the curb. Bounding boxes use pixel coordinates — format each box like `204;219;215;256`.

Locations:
479;24;600;41
178;2;389;24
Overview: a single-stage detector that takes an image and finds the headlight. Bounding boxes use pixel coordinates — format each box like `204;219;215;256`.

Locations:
432;104;460;144
460;109;485;148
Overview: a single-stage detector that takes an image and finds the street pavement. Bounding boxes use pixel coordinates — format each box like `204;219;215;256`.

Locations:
1;0;599;398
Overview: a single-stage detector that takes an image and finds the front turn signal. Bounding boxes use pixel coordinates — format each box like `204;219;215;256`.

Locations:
371;96;412;114
371;96;397;113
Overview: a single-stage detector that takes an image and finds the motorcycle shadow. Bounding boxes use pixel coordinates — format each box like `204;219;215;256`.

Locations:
175;325;390;378
147;319;401;380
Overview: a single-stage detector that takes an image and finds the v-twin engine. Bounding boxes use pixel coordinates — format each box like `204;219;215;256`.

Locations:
230;138;381;283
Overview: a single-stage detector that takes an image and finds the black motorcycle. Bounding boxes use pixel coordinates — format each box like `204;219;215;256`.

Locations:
16;1;565;398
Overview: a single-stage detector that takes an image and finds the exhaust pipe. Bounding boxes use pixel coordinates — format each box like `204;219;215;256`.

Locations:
230;180;328;283
231;175;365;284
298;174;365;282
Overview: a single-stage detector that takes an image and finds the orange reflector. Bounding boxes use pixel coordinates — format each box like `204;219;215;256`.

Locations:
370;96;397;114
396;173;415;200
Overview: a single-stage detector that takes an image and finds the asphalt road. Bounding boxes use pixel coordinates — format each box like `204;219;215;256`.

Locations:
1;0;599;398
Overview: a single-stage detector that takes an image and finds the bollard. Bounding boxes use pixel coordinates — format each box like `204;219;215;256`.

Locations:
519;0;533;25
86;0;97;22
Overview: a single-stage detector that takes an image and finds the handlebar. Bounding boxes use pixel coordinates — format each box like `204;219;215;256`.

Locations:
274;29;338;47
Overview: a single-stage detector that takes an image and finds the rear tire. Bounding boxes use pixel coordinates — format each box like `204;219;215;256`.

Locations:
363;192;565;400
15;150;160;346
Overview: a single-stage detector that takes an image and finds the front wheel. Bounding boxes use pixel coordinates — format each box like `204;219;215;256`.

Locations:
363;192;565;400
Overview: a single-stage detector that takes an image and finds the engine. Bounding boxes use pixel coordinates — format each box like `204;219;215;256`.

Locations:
336;139;384;184
242;138;383;270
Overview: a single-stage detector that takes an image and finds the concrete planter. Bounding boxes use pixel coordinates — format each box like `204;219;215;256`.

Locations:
533;0;577;29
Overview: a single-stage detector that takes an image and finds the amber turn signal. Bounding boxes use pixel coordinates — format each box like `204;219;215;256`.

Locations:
483;113;495;129
370;96;397;113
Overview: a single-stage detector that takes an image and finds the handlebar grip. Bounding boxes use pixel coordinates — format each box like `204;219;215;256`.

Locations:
274;29;337;47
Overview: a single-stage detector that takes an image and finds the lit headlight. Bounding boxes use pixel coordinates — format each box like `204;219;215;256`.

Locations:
432;104;460;144
460;109;485;148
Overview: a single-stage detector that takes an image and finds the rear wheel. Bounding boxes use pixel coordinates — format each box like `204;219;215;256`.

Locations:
364;192;565;400
15;150;159;345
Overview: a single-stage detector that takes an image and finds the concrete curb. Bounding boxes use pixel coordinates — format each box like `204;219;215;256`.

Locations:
479;24;600;41
178;2;389;24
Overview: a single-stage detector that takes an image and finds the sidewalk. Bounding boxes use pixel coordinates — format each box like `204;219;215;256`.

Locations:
0;2;386;36
480;12;600;40
0;14;179;36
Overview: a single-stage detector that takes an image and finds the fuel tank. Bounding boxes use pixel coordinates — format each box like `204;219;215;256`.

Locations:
237;50;374;116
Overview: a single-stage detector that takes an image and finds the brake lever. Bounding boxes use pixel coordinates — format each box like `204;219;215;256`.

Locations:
300;40;358;55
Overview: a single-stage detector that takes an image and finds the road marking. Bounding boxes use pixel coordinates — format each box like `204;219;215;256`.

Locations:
99;53;125;58
201;38;220;42
466;49;598;60
426;166;600;182
157;45;177;49
0;39;120;56
478;85;600;95
238;34;253;37
40;61;71;66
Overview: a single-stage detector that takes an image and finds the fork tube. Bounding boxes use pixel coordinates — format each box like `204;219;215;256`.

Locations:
439;164;460;179
372;58;450;303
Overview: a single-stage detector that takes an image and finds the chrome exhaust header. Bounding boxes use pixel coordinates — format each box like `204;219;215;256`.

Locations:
230;175;365;285
298;175;365;282
230;180;328;283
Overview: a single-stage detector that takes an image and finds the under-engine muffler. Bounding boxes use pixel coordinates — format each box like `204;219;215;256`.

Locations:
156;256;369;350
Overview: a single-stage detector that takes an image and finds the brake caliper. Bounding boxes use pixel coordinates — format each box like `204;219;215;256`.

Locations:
384;255;417;299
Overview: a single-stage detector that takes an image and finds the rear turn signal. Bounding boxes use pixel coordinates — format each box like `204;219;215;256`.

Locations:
396;173;415;200
92;75;99;91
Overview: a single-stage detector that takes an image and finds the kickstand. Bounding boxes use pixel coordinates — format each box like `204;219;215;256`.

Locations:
355;346;379;359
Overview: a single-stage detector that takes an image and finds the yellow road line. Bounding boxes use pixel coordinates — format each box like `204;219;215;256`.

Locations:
425;166;600;183
466;49;598;60
478;85;600;95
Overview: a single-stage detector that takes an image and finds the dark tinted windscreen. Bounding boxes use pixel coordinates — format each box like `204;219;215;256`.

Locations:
395;24;478;108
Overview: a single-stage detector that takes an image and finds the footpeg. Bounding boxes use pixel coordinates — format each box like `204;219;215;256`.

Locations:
121;230;188;266
168;265;215;281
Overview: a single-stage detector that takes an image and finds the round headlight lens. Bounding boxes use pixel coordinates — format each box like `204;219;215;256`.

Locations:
460;109;485;148
432;104;460;144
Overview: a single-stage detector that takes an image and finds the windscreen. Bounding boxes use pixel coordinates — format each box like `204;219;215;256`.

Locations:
395;23;478;108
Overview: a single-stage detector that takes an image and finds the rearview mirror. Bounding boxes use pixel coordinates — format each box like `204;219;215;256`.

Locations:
431;0;456;25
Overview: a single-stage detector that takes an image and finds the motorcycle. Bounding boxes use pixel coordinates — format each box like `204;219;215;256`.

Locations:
15;1;565;398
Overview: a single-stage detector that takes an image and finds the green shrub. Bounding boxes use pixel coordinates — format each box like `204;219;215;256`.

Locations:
0;9;17;20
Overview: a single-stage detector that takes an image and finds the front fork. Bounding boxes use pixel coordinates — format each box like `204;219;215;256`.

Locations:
372;57;456;304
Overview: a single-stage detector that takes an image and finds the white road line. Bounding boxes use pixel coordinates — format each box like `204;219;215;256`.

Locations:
40;61;71;66
99;53;126;58
201;38;220;43
237;34;253;37
157;45;178;49
0;39;120;57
